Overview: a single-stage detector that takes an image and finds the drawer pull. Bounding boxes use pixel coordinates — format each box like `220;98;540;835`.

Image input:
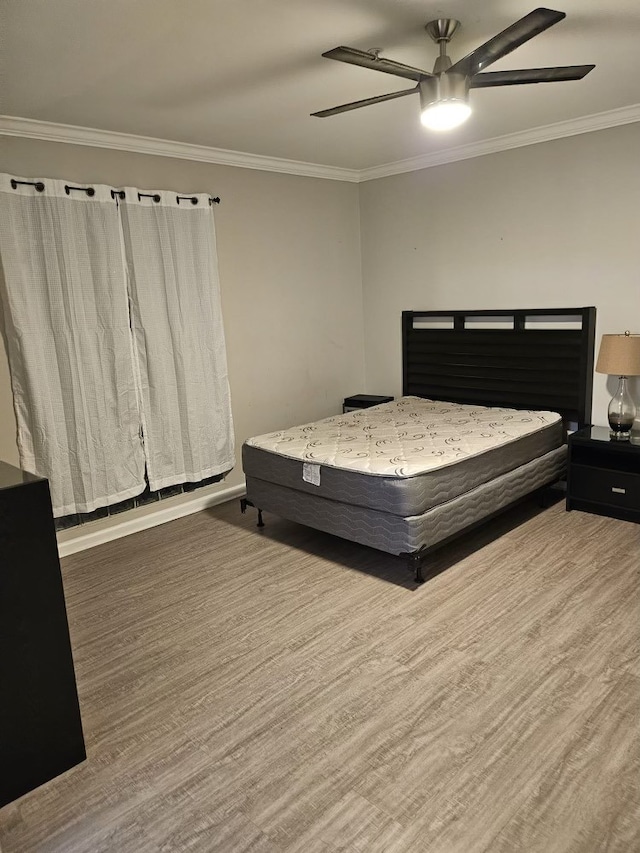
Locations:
611;487;626;494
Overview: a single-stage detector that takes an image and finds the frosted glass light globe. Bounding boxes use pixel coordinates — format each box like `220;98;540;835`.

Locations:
421;101;471;131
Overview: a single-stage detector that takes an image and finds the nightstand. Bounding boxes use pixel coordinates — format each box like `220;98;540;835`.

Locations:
343;394;393;413
566;426;640;523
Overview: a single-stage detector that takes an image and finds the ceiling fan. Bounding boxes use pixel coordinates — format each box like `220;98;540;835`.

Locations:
312;8;595;131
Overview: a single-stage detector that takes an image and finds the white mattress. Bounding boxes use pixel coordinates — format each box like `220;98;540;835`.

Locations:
245;396;562;478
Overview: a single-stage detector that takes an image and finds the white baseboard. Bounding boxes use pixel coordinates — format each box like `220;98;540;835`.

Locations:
57;482;246;557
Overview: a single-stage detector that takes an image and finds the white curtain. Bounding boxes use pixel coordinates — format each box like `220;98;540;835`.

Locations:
0;175;146;515
0;176;234;515
119;191;234;491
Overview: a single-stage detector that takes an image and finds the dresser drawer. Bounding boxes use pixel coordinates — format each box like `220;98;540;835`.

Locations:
569;463;640;510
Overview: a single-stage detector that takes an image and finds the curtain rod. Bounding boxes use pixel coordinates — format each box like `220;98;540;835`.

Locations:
10;179;220;205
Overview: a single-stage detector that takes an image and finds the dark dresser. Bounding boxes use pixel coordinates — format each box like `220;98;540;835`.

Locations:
0;461;85;806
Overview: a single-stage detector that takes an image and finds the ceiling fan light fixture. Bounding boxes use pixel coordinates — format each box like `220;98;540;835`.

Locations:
419;74;470;131
314;10;595;125
420;99;471;130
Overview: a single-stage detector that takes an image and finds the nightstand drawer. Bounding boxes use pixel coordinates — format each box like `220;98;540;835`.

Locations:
570;464;640;509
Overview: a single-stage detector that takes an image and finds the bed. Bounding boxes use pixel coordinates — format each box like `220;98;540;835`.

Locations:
241;307;596;582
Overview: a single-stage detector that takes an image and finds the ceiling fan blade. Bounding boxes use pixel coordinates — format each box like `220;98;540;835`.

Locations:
449;8;566;77
311;86;419;118
322;46;433;82
470;65;595;87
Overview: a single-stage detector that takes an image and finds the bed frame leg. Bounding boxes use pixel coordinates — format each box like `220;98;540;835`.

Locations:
240;498;265;529
407;553;425;584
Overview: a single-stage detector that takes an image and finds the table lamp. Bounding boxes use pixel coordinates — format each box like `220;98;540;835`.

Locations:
595;331;640;440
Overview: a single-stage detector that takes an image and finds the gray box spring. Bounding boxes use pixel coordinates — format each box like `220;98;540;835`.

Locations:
245;446;567;556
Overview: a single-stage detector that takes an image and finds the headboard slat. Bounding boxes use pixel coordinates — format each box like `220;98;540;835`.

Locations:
402;307;596;428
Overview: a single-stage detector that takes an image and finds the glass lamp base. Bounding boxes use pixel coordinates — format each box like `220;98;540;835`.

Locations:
608;427;632;441
607;376;636;442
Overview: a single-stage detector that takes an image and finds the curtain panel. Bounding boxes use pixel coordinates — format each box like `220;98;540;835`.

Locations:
0;176;145;515
119;191;234;491
0;175;234;516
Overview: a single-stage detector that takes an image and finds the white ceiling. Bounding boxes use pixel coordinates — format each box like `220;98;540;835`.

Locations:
3;0;640;172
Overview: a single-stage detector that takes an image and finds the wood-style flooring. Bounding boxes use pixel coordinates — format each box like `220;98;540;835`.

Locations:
1;497;639;852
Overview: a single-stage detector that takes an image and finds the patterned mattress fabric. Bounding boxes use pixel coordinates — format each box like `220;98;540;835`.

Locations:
244;445;567;557
245;396;561;476
242;397;563;517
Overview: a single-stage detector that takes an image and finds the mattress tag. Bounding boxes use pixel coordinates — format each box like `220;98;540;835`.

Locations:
303;462;321;486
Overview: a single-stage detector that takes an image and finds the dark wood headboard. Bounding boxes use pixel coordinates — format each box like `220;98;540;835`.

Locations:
402;307;596;428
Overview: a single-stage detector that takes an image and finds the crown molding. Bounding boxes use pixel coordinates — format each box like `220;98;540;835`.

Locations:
0;116;360;183
358;104;640;181
1;106;638;185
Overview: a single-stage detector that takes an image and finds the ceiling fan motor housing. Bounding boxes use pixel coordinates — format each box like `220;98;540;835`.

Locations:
419;72;469;111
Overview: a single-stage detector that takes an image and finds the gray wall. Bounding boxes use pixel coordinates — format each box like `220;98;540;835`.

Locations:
359;124;640;426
